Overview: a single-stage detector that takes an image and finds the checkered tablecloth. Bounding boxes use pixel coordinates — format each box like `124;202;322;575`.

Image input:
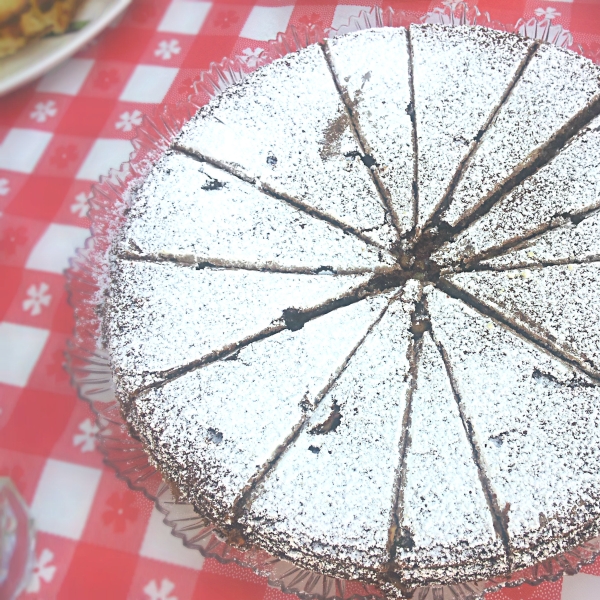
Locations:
2;0;600;598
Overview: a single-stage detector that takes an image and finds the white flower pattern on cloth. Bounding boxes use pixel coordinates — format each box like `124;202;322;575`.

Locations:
155;39;181;60
534;7;561;20
26;548;56;593
22;283;51;316
0;178;9;196
144;578;177;600
115;110;143;133
29;100;57;123
71;191;92;218
72;418;100;453
240;47;264;68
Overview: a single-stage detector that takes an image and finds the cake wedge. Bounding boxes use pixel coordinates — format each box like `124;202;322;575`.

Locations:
427;287;600;569
175;44;397;249
117;151;394;274
241;285;417;581
393;331;506;588
433;116;600;268
410;24;534;231
479;210;600;270
105;259;370;396
443;264;600;379
326;28;415;236
443;44;600;229
130;295;389;525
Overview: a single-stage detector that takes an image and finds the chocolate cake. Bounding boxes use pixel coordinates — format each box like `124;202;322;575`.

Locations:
103;23;600;598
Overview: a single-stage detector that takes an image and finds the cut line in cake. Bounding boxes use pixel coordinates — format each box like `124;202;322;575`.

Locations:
443;263;600;380
478;209;600;270
100;20;600;597
426;287;600;570
433;116;600;269
173;44;398;250
115;150;395;275
130;293;393;528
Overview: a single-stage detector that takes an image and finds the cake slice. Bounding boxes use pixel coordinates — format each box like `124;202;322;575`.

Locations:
410;25;534;231
104;259;370;396
480;210;600;270
444;264;600;378
174;44;396;249
130;295;389;524
117;152;393;274
433;118;600;268
241;285;418;581
443;43;600;229
427;287;600;569
394;331;505;587
325;28;415;235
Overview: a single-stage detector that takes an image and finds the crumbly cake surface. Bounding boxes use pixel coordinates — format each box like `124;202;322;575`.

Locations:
480;210;600;270
326;28;415;235
427;288;600;569
104;24;600;597
175;43;397;249
395;330;505;586
411;25;534;230
105;259;369;396
446;264;600;378
130;296;389;524
118;151;393;274
444;43;600;228
242;289;413;581
434;116;600;268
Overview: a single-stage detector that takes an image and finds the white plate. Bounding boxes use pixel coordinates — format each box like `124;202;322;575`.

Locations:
0;0;131;96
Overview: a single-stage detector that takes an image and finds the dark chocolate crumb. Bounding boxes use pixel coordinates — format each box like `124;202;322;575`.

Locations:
201;175;226;191
396;528;415;550
315;266;335;274
206;428;223;444
309;401;342;435
196;262;216;270
282;308;305;331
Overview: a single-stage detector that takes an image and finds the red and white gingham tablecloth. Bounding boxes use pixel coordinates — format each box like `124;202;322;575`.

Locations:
2;0;600;598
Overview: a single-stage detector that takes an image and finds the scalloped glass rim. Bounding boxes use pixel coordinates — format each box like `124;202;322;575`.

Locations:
64;3;600;599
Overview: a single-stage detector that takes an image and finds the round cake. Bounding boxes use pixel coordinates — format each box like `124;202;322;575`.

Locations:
103;23;600;598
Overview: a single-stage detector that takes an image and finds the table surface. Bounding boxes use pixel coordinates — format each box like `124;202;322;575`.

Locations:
2;0;600;598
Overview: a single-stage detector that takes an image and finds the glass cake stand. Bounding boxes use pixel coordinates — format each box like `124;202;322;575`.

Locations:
65;3;600;599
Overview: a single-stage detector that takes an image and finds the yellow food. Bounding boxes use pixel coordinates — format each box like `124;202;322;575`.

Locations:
0;0;83;59
0;0;30;25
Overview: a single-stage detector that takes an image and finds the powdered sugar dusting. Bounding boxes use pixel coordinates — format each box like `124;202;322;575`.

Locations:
103;24;600;587
175;44;397;249
427;287;600;568
242;290;415;580
397;331;504;586
117;151;393;273
326;28;415;235
434;117;600;267
445;44;600;227
481;210;600;269
105;259;369;395
447;264;600;378
131;295;389;522
411;25;533;230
